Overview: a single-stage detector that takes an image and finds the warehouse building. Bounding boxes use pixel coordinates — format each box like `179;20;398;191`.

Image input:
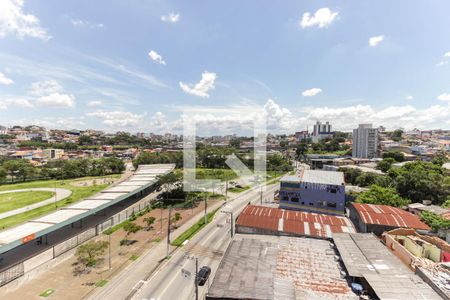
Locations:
236;205;355;239
279;170;346;215
348;203;430;236
333;232;442;299
206;234;357;300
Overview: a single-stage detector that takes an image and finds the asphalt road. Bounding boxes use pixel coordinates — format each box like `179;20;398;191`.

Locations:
131;183;278;300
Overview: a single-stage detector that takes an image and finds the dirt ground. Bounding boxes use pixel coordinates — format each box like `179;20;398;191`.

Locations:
4;200;220;300
70;177;117;187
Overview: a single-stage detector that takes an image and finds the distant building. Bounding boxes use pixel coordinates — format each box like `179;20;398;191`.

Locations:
279;170;346;215
348;202;430;235
352;124;378;158
312;121;333;142
294;130;308;141
44;149;65;160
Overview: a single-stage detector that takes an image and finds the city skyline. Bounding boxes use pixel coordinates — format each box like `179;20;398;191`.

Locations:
1;1;450;134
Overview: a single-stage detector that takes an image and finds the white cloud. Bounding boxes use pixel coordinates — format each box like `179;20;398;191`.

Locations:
87;110;146;127
369;35;384;47
0;97;33;109
302;88;322;97
148;50;166;65
37;93;75;108
0;0;50;40
300;8;338;28
437;93;450;102
71;19;104;29
444;52;450;57
436;61;449;67
0;72;13;85
405;95;413;100
179;71;217;98
161;13;180;23
87;100;103;107
30;80;76;108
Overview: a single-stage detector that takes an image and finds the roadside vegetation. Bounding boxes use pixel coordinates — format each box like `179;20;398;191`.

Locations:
171;208;219;247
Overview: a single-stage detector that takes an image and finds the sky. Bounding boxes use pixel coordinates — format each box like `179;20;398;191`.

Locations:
1;0;450;135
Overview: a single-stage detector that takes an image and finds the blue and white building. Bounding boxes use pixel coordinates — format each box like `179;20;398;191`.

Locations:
279;170;346;215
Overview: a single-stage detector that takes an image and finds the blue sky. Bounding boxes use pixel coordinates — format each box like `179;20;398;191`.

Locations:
1;0;450;134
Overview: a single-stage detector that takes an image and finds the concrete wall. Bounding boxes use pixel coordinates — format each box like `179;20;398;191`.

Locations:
23;249;53;273
385;234;415;269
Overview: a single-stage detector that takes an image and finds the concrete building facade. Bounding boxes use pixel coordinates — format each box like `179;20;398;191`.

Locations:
352;124;378;158
279;170;346;215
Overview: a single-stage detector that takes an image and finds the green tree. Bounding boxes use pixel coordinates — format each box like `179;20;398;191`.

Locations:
229;139;241;148
3;159;35;182
391;129;403;142
172;212;182;228
0;166;6;182
388;161;449;204
382;151;405;162
76;240;109;268
78;135;93;145
121;222;143;245
295;142;308;160
420;211;450;232
377;158;396;173
356;185;410;207
143;216;156;230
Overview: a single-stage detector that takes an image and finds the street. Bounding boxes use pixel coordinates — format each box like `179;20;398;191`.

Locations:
133;182;278;300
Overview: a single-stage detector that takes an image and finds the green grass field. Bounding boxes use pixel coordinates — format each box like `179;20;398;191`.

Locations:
227;185;250;193
0;191;54;213
0;174;120;230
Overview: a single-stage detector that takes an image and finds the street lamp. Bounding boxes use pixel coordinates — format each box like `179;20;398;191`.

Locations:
221;205;234;238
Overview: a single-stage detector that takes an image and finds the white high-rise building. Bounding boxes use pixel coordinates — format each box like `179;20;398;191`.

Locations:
312;121;333;142
352;124;378;158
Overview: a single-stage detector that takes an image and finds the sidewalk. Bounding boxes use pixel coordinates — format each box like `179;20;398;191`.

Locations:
86;198;227;300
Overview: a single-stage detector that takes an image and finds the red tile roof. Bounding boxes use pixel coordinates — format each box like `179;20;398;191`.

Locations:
351;203;430;230
236;205;355;239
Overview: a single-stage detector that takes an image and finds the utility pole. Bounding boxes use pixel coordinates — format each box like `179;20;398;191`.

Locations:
195;257;199;300
230;211;234;238
260;184;263;205
108;233;111;270
225;180;228;201
54;181;57;209
204;192;207;224
160;205;163;235
167;206;172;257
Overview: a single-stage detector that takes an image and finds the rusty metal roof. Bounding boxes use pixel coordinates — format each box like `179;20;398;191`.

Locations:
207;234;357;300
351;203;430;230
236;205;355;239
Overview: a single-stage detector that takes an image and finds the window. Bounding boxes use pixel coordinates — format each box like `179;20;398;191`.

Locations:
282;196;289;201
327;202;337;208
330;188;337;194
309;203;314;206
301;202;304;205
291;197;299;202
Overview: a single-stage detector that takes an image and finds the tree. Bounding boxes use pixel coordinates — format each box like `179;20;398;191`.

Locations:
172;212;182;228
121;222;143;245
431;150;448;166
0;167;6;182
391;129;403;142
78;135;93;145
382;151;405;162
388;161;449;204
356;185;410;207
76;240;109;268
229;139;241;148
144;216;156;230
295;142;308;160
3;159;35;182
377;158;395;173
420;211;450;232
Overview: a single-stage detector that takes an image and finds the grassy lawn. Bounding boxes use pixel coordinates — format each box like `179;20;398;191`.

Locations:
39;288;55;297
0;175;119;230
228;185;250;193
171;208;219;247
194;168;238;181
0;191;54;213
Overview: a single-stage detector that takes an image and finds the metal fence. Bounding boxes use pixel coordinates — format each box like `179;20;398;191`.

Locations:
0;195;154;288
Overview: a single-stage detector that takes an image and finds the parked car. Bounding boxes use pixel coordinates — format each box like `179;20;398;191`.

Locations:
196;266;211;286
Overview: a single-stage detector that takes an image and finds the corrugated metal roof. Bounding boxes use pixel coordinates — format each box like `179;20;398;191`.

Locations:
351;203;430;230
236;205;355;239
207;234;356;300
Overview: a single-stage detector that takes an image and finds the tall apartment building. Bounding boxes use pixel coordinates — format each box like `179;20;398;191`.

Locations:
352;124;378;158
312;121;333;142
